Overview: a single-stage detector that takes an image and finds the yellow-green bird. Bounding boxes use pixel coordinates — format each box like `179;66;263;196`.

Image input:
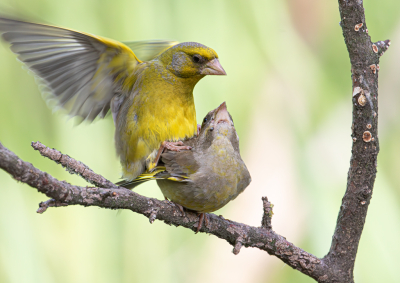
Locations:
0;16;226;181
121;102;251;232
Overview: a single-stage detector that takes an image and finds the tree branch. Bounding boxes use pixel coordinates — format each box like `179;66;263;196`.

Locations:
31;141;118;189
322;1;388;282
0;141;331;281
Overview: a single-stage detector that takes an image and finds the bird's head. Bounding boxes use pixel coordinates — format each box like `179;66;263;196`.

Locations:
159;42;226;78
197;102;239;152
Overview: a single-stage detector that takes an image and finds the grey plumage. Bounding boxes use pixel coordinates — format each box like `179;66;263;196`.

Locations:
120;102;251;214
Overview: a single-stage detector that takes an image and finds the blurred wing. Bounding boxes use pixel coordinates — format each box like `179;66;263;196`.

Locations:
123;40;178;62
0;17;141;122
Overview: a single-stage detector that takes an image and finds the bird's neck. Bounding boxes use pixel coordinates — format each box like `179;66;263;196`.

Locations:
166;73;204;94
132;66;198;135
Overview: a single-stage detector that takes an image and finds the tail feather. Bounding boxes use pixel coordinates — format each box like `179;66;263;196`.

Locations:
116;178;151;189
116;166;166;189
116;166;191;189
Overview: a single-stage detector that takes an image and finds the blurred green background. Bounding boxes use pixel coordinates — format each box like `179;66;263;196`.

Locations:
0;0;399;282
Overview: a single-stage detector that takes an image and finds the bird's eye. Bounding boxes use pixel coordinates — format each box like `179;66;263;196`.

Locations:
193;55;202;63
203;117;207;123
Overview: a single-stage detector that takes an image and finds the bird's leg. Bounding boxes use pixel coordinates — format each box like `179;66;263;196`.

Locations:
175;203;186;217
151;141;192;169
164;197;186;217
152;144;167;169
196;213;206;234
197;124;201;136
204;214;209;227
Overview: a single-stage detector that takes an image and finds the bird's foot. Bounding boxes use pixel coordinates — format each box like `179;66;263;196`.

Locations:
175;203;186;217
195;213;209;234
163;141;192;152
197;124;201;136
152;141;192;169
164;197;186;217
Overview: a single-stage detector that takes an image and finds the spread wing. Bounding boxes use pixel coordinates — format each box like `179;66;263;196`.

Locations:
0;16;141;122
123;40;178;62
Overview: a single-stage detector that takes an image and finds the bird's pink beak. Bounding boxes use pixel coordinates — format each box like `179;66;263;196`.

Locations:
201;58;226;75
215;102;231;124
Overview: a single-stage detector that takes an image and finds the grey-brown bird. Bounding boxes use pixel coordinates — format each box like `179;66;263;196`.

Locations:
120;102;251;232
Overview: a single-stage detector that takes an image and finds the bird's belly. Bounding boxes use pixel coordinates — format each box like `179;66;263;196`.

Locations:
157;175;239;213
119;94;197;180
159;141;246;213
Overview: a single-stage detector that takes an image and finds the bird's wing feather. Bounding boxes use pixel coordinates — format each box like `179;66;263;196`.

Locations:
118;147;199;189
161;148;200;179
0;17;141;122
123;40;178;62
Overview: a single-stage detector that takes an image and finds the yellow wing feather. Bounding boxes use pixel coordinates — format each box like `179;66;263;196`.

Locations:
0;16;141;121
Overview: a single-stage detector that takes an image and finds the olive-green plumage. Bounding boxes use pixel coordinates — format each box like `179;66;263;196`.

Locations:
125;102;251;214
0;16;226;181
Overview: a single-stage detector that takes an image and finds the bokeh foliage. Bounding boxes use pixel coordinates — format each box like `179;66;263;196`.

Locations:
0;0;399;282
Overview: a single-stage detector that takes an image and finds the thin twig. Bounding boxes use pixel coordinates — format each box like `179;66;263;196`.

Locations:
37;198;68;214
31;141;118;189
261;196;273;230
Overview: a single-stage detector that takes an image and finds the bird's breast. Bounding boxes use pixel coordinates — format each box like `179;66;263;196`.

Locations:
116;65;197;179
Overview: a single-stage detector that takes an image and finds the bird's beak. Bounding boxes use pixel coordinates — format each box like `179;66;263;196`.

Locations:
201;58;227;75
215;102;231;124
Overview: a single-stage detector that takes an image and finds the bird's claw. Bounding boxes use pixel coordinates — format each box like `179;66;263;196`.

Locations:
197;124;201;136
195;213;209;234
153;141;191;167
164;197;186;217
163;141;192;152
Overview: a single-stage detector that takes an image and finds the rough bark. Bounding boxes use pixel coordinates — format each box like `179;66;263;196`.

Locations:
0;1;390;282
321;1;390;282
